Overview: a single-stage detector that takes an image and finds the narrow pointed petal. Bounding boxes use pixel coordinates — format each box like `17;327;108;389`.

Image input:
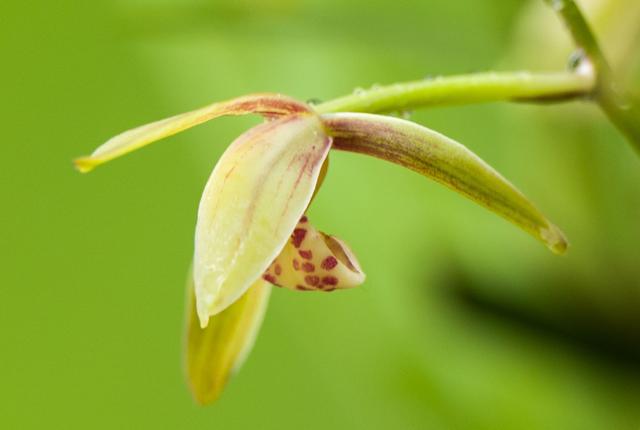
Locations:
185;271;271;405
74;94;310;172
263;215;365;291
195;114;331;326
323;113;567;254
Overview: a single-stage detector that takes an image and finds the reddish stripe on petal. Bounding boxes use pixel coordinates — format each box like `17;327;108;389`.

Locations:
299;249;312;260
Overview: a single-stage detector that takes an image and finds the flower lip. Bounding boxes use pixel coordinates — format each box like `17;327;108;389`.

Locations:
262;216;366;292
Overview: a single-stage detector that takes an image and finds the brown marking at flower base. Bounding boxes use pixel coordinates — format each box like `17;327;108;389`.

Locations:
233;95;311;119
274;264;282;276
299;215;308;223
321;256;338;270
324;287;336;292
291;228;307;248
302;262;315;273
296;285;311;291
304;275;320;286
292;259;300;270
321;276;338;286
299;249;312;260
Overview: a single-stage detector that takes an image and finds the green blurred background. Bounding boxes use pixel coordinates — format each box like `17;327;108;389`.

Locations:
2;0;639;428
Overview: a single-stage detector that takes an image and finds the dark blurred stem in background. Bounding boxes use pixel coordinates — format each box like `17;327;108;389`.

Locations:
546;0;640;154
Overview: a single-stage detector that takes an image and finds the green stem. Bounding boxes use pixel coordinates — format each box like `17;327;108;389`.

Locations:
545;0;640;153
315;71;594;115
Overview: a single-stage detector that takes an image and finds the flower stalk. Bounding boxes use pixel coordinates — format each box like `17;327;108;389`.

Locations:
315;70;595;114
543;0;640;153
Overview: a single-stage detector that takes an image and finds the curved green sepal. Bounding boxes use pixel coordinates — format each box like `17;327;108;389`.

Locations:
323;112;568;254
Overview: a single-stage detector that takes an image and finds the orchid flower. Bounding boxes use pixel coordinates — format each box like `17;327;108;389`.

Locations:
75;93;567;404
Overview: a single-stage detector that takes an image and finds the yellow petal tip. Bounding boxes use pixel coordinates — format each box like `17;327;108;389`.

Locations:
541;224;569;255
198;317;209;329
188;370;225;405
196;299;211;329
73;157;97;173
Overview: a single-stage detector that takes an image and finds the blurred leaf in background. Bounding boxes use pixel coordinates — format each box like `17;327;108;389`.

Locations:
1;0;639;429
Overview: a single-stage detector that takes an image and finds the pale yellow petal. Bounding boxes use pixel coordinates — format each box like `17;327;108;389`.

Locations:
185;271;271;405
194;114;331;326
323;112;568;254
263;215;365;291
74;94;309;172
